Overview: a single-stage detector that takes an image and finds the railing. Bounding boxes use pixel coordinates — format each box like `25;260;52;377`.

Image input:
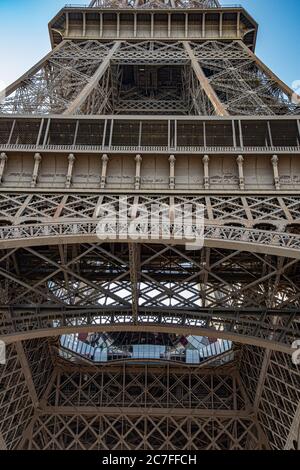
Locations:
1;306;298;350
1;142;299;154
64;4;243;10
0;221;300;256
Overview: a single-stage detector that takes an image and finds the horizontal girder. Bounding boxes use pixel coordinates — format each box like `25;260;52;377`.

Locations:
0;222;299;259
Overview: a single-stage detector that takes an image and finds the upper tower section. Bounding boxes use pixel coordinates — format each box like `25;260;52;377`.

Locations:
49;0;257;50
89;0;220;6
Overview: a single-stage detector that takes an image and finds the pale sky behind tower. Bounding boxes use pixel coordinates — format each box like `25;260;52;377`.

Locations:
0;0;299;92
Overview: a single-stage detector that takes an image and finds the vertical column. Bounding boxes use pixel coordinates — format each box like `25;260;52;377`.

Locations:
134;13;137;38
66;12;70;36
219;12;223;38
237;11;241;38
202;13;206;38
236;155;245;190
151;13;154;38
297;119;300;144
267;121;274;147
169;155;176;190
100;153;109;189
31;153;42;188
271;155;280;190
66;153;76;189
117;13;120;38
135;154;142;190
203;155;210;190
0;153;8;183
100;13;103;38
83;12;86;37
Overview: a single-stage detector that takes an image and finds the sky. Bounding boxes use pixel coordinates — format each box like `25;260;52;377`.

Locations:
0;0;299;91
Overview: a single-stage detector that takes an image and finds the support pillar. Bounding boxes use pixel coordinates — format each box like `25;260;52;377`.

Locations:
271;155;280;190
135;154;142;190
203;154;210;190
236;155;245;190
0;152;8;183
169;154;176;190
100;154;109;189
183;42;229;116
31;153;42;188
65;153;76;189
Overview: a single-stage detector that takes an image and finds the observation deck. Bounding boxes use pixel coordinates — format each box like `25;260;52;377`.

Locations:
49;3;257;50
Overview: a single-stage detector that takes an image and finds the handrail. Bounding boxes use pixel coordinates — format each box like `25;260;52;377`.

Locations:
1;143;299;154
0;221;300;258
64;4;243;10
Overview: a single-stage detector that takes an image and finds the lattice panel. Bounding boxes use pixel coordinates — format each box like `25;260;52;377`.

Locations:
240;345;300;450
47;365;246;410
0;194;300;227
0;244;299;312
0;344;35;449
0;41;116;115
257;351;300;450
1;37;298;116
23;339;54;400
239;345;264;404
20;360;262;450
191;41;300;116
113;41;188;64
27;414;260;450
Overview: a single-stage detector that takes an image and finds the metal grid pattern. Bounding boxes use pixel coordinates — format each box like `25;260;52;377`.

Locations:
0;0;299;452
1;40;299;116
240;346;300;450
19;359;263;450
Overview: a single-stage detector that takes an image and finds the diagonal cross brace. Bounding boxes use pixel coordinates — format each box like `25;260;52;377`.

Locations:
128;243;141;324
63;41;121;115
183;42;229;116
238;40;300;103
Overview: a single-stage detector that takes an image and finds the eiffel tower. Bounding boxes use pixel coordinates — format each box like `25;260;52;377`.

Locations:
0;0;299;451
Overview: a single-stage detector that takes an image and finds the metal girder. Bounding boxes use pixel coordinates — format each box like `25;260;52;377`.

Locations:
15;342;39;407
238;41;300;104
184;42;229;116
1;39;299;116
40;406;251;418
0;242;299;351
0;223;300;260
0;41;117;115
128;243;141;323
285;402;300;450
189;40;300;116
0;193;300;229
1;306;299;354
2;40;67;100
0;432;7;450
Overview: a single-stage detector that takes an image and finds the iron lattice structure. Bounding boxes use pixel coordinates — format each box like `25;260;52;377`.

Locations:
0;0;300;451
